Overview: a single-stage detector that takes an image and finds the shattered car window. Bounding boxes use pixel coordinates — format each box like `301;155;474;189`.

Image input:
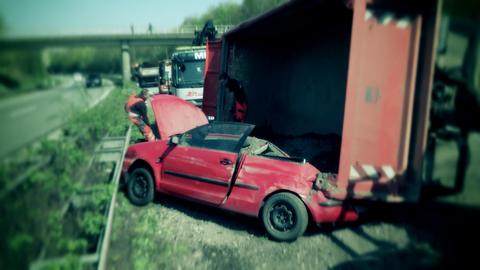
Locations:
180;122;254;152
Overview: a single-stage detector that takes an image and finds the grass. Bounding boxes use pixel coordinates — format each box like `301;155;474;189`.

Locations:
108;194;193;270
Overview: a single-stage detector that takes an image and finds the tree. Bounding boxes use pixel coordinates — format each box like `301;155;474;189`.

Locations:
48;47;123;74
240;0;287;21
0;17;5;37
181;0;288;27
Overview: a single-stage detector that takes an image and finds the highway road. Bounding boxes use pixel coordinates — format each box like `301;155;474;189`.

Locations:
0;78;114;159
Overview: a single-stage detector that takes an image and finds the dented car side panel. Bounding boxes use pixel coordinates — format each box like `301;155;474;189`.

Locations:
221;155;316;214
221;154;358;223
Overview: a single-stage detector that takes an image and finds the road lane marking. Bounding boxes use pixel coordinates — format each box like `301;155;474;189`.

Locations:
89;86;114;108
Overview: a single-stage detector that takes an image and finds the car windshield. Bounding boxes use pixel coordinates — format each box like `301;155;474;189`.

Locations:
179;122;254;152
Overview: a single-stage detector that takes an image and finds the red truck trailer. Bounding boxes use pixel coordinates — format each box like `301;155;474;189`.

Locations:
203;0;441;202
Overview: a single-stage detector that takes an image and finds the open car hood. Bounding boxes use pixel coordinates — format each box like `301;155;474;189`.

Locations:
151;95;209;140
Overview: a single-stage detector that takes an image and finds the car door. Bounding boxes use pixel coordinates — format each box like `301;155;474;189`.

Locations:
160;122;253;205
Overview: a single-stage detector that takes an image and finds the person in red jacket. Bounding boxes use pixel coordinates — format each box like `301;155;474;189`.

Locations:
125;89;156;141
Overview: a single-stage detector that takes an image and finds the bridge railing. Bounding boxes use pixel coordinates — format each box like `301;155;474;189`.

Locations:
170;25;235;34
0;25;237;48
0;25;236;40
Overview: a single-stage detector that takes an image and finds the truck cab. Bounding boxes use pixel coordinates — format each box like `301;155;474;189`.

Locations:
137;62;160;95
170;46;206;107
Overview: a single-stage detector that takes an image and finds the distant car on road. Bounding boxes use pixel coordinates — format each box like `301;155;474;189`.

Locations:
122;95;358;241
73;72;83;83
86;73;102;88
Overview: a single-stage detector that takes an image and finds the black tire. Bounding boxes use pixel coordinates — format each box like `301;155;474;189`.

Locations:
261;192;308;242
127;168;154;206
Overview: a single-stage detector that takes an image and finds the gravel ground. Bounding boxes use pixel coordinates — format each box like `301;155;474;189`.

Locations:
107;133;480;270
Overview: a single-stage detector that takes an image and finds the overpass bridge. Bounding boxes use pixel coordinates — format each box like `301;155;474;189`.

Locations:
0;25;234;84
0;33;196;49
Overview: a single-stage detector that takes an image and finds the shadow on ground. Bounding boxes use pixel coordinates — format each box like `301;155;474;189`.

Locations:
328;199;480;269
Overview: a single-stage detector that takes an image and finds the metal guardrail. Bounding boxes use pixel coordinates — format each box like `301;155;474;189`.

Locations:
97;128;131;270
29;127;131;270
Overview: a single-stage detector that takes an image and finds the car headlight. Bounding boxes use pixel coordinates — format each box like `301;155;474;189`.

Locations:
313;172;337;192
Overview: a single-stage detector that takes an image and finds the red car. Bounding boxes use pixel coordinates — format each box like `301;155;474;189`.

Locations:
123;95;358;241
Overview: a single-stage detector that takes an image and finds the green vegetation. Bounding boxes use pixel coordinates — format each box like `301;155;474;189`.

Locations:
182;2;242;26
0;17;5;35
0;17;56;98
130;46;176;67
108;195;193;270
182;0;289;26
0;88;129;269
46;45;178;77
0;49;53;98
48;47;121;74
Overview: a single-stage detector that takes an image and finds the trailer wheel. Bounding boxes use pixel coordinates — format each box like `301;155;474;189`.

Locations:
261;192;308;241
127;168;154;206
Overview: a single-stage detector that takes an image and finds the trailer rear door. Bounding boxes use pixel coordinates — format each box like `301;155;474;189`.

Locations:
336;0;424;201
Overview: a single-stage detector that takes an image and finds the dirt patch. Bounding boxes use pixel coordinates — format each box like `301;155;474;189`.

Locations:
109;192;475;270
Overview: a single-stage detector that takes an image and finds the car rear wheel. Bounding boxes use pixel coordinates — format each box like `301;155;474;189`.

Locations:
127;168;154;206
261;192;308;242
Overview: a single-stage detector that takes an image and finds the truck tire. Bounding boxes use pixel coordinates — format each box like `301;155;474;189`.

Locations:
127;168;154;206
261;192;308;241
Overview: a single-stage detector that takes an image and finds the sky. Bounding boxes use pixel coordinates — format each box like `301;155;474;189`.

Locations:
0;0;242;37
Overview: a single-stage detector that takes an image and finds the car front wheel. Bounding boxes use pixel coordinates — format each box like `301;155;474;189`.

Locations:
261;192;308;242
127;168;154;206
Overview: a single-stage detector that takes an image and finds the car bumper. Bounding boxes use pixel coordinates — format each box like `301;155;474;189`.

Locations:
306;190;359;224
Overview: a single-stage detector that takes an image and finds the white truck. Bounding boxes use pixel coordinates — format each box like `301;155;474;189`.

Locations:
170;46;206;106
137;62;160;95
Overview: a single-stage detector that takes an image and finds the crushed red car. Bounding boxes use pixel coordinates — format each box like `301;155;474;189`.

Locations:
122;95;358;241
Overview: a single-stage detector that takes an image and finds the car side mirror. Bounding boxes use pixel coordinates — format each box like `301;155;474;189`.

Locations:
170;135;179;145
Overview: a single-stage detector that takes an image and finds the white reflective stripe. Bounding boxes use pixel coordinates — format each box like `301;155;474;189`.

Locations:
364;9;373;21
381;13;394;25
350;166;361;179
382;165;396;179
396;18;410;29
128;112;139;117
362;165;378;178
